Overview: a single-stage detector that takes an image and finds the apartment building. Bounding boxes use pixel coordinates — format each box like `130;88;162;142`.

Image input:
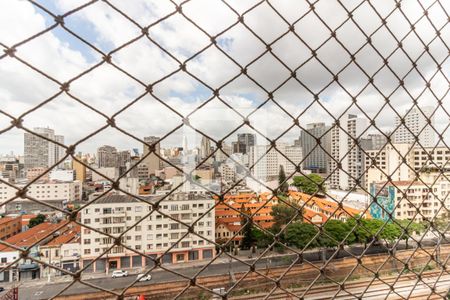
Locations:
393;106;435;147
300;123;331;173
0;216;21;240
80;193;215;273
249;143;302;182
0;180;82;214
370;178;450;222
215;193;277;246
365;145;450;190
329;114;369;191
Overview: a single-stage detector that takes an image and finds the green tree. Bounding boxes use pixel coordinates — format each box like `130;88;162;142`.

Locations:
284;222;319;249
319;219;354;250
252;228;274;249
292;174;326;195
271;201;303;231
278;165;289;195
240;204;254;250
380;222;402;246
397;220;425;248
29;214;46;228
346;217;372;247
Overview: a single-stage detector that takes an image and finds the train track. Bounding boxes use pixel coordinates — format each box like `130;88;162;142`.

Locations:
236;271;450;300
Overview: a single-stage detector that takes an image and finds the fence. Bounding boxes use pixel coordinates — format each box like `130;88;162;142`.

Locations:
0;0;449;299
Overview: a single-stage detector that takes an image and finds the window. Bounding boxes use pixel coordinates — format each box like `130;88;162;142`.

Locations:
1;257;6;263
170;205;178;211
135;235;142;241
135;206;143;212
84;239;91;245
135;226;141;231
84;249;91;255
147;234;153;240
135;216;141;221
181;204;189;210
83;219;91;224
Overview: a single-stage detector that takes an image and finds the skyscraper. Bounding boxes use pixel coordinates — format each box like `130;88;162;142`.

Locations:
329;114;369;190
24;127;56;170
300;123;331;173
232;133;256;154
393;106;435;147
200;136;212;160
142;136;161;176
97;145;118;168
54;134;65;167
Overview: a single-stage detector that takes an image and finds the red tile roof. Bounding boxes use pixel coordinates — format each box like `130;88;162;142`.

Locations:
0;221;68;252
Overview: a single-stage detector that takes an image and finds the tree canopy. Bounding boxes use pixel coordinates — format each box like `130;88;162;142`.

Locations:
271;201;303;231
29;214;46;228
284;222;318;249
292;174;326;195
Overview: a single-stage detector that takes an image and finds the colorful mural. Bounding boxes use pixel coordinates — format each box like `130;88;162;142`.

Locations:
369;183;395;221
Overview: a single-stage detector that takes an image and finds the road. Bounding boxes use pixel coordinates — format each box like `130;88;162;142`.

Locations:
18;241;445;299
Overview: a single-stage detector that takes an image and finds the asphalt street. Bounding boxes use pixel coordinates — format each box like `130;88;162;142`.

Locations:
18;241;444;299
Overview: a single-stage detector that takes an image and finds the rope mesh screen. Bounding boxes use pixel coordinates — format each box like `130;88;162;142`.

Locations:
0;0;449;299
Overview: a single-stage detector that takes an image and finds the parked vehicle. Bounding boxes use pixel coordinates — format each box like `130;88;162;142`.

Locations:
111;270;128;278
136;273;152;282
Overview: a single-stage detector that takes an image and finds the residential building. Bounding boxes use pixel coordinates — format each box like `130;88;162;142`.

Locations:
54;135;65;168
97;145;118;168
393;106;435;147
80;193;215;272
142;136;161;176
0;222;65;282
26;167;49;181
215;193;276;246
249;143;302;182
40;223;80;277
370;178;450;221
329;114;369;190
0;180;82;214
300;123;331;173
24;127;55;170
365;145;450;190
365;143;413;190
0;216;21;240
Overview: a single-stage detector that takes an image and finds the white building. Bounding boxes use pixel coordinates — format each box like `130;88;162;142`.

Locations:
329;114;369;190
49;169;75;182
393;106;435;147
249;143;302;182
365;145;450;190
0;180;82;213
80;193;215;272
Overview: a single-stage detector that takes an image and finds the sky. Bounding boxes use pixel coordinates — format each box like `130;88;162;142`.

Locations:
0;0;449;155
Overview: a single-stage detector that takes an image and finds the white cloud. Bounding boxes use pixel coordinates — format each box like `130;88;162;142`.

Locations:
0;0;449;156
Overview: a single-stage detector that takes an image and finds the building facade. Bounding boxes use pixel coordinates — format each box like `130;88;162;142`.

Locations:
142;136;161;176
393;106;435;147
80;193;215;272
329;114;369;190
300;123;331;174
97;145;118;168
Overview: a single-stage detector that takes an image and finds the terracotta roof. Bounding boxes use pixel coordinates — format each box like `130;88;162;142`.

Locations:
0;216;20;226
44;223;80;247
0;221;68;252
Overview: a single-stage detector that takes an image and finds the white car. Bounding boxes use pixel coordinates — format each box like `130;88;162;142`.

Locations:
111;270;128;278
136;273;152;282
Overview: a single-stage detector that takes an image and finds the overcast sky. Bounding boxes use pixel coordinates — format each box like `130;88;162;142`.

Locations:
0;0;449;155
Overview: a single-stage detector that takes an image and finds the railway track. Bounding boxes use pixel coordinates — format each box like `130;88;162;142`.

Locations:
236;271;450;300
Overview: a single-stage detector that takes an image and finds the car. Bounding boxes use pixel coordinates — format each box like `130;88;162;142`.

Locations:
0;287;4;292
136;273;152;282
111;270;128;278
